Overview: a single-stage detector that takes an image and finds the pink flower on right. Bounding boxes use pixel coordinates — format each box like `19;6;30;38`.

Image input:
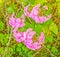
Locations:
24;4;51;23
24;28;45;50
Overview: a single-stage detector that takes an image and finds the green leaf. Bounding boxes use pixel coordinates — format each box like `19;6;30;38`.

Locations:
9;47;14;53
17;10;23;18
17;46;23;56
17;43;23;47
45;9;52;15
24;0;29;6
51;47;58;53
45;36;53;43
48;36;53;42
16;46;21;52
22;46;28;53
49;22;58;34
0;33;5;39
0;21;4;30
35;0;47;5
6;54;10;57
6;4;17;14
7;7;14;13
22;55;27;57
0;47;5;54
16;43;22;53
0;34;9;45
30;0;35;5
47;45;51;49
34;24;43;36
27;51;33;57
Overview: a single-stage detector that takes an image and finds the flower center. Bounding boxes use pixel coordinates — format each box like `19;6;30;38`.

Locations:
32;35;38;43
37;10;43;17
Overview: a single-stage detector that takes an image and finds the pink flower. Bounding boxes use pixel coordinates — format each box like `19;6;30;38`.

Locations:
9;4;47;50
14;31;26;42
24;4;51;23
9;13;25;28
24;28;45;50
38;16;48;23
24;4;30;17
38;32;45;44
47;14;52;19
24;28;36;45
9;13;16;28
30;4;40;16
43;5;48;10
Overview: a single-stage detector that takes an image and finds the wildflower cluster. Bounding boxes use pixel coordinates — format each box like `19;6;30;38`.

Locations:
9;4;51;50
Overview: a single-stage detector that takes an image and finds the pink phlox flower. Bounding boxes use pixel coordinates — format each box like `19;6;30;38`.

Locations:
9;13;16;28
26;28;36;39
38;32;45;44
24;28;36;45
38;16;48;23
14;31;26;42
21;14;25;22
24;4;51;23
24;4;30;17
30;4;40;16
12;28;45;50
33;14;51;23
24;28;45;50
9;13;25;28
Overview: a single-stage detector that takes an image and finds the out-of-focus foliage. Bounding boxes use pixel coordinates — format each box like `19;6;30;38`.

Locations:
0;0;3;4
57;2;60;17
0;20;4;30
49;22;58;35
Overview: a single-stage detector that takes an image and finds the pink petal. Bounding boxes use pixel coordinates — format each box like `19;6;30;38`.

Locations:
43;6;48;10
